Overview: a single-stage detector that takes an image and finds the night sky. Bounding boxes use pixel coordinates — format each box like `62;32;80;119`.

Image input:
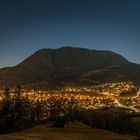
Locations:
0;0;140;67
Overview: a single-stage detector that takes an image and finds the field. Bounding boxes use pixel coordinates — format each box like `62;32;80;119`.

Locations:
0;121;137;140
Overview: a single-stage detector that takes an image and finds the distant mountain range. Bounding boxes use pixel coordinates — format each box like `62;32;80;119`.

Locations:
0;46;140;88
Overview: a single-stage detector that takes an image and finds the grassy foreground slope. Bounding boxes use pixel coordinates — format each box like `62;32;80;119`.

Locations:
0;122;137;140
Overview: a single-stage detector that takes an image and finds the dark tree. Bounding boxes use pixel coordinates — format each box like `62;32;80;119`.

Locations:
15;85;21;97
3;87;10;98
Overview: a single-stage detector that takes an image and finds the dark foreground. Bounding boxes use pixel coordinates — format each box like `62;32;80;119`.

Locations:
0;122;137;140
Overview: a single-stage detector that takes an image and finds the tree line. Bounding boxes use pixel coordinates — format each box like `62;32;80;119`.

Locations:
0;86;77;133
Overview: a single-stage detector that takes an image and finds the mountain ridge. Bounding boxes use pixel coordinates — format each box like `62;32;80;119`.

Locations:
0;46;139;88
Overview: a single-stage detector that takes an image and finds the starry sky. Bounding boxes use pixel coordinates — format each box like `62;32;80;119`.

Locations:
0;0;140;67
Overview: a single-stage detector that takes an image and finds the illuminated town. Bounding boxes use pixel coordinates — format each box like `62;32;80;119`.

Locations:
1;81;140;114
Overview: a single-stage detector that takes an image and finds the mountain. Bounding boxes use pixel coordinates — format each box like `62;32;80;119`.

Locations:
0;46;140;88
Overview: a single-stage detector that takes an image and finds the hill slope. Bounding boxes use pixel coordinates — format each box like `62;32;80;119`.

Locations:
0;46;140;87
0;122;136;140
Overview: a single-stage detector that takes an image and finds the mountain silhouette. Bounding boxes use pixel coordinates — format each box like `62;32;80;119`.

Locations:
0;46;140;88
